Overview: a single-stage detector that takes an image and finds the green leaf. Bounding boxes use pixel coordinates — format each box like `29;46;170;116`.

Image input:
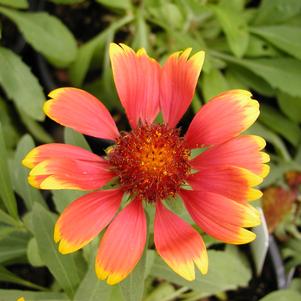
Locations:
13;135;45;210
250;208;269;275
50;0;84;4
96;0;131;10
0;7;77;67
0;97;20;149
32;203;81;297
251;26;301;60
253;0;301;25
144;282;176;301
227;65;275;97
120;249;147;301
64;127;91;151
246;122;291;161
0;289;67;301
0;47;45;121
241;58;301;97
0;230;30;264
27;237;44;267
259;289;301;301
18;109;53;143
277;91;301;123
74;264;112;301
0;123;18;219
212;5;249;57
0;0;28;8
245;35;279;58
0;265;45;290
69;15;133;86
150;249;251;298
213;52;301;97
52;189;85;213
259;104;301;146
201;68;229;102
131;8;149;50
0;208;21;227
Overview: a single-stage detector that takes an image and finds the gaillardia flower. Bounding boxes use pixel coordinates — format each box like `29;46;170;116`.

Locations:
23;43;269;285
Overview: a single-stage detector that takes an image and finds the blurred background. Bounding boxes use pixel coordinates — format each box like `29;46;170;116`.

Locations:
0;0;301;300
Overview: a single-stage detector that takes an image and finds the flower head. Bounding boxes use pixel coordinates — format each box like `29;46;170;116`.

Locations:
23;43;269;284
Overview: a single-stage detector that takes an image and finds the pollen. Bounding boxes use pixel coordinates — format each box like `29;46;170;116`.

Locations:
108;124;191;202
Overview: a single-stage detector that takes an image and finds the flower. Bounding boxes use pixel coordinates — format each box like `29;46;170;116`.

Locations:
23;43;269;285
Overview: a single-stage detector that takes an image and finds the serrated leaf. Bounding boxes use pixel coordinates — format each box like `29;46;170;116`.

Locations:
0;123;18;220
251;26;301;60
0;47;44;121
0;7;77;67
32;203;81;297
213;5;249;57
13;135;45;210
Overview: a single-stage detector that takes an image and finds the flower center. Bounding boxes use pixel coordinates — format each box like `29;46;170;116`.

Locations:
108;124;191;202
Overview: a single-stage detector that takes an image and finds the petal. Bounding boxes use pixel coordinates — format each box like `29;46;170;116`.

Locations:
179;189;260;244
188;166;263;202
44;88;119;140
22;143;101;169
54;189;123;254
95;198;147;285
191;135;270;178
29;158;114;190
154;201;208;281
110;43;160;128
160;49;205;127
185;90;260;148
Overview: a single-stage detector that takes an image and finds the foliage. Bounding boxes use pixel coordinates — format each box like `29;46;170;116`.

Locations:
0;0;301;300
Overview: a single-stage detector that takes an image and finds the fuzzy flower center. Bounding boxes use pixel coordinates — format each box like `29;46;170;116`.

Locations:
108;124;191;202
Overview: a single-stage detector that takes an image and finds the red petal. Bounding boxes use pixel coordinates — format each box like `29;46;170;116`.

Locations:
180;189;260;244
191;135;270;178
29;158;114;190
185;90;259;148
188;166;263;202
95;198;147;285
160;49;205;127
22;143;101;169
54;189;123;253
44;88;119;140
110;43;160;128
154;201;208;281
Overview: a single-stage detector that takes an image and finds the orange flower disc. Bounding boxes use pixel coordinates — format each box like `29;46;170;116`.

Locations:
108;124;191;202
